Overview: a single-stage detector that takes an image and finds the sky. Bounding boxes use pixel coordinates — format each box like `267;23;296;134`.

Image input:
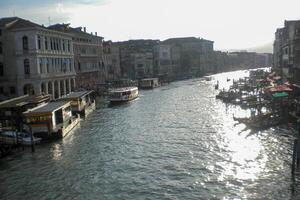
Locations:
0;0;300;51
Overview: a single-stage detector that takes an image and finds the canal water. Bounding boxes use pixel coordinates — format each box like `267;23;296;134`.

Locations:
1;70;300;199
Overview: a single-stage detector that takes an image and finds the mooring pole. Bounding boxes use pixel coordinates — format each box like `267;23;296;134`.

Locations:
29;126;35;153
292;139;297;177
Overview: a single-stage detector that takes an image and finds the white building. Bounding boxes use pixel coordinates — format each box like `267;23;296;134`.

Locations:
0;17;76;99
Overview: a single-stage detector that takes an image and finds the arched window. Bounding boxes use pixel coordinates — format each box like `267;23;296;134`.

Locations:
0;42;2;54
24;59;30;75
22;36;28;50
23;84;34;95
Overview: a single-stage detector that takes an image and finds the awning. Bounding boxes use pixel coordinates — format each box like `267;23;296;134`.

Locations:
272;92;289;98
265;84;293;93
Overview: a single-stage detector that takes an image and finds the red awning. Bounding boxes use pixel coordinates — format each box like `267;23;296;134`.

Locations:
265;84;293;93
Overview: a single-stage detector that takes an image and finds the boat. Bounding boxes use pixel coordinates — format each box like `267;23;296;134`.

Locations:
109;87;139;103
139;78;160;89
0;130;41;145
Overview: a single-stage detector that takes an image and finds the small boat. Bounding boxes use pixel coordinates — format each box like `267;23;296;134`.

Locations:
0;131;41;145
109;87;139;103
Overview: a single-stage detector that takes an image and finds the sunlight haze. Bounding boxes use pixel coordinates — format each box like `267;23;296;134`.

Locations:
1;0;300;50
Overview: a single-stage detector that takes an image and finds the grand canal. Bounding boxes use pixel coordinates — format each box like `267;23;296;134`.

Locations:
1;70;299;199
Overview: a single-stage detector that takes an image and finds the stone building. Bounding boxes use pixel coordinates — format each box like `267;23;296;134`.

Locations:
103;41;121;81
153;44;174;78
49;24;104;90
131;52;154;79
154;37;214;79
114;39;160;79
0;17;76;99
273;20;300;81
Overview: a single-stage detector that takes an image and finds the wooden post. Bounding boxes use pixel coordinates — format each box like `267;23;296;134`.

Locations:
292;139;297;176
29;126;35;153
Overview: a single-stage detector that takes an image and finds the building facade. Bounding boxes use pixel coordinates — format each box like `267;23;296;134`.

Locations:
0;17;76;99
114;40;160;79
103;41;121;81
131;52;154;79
49;24;104;90
273;20;300;81
154;37;214;79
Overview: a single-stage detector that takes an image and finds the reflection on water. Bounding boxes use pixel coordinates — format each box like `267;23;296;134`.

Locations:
0;70;299;200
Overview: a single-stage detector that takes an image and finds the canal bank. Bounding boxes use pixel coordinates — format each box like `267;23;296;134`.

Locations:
0;70;299;199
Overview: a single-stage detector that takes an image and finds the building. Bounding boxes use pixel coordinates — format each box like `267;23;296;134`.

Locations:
49;24;104;90
273;20;300;82
154;37;214;79
114;39;160;79
103;41;121;81
131;52;154;79
0;17;76;99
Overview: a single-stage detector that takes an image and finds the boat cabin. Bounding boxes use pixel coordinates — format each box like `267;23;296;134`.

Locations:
139;78;159;89
23;101;80;139
57;91;96;118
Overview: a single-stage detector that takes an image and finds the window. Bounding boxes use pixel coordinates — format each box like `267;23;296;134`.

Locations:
69;59;72;71
46;58;49;73
58;39;61;50
67;40;70;52
37;35;41;49
0;62;3;76
62;40;65;51
0;29;2;36
22;36;28;51
0;42;2;54
24;59;30;74
78;62;81;71
0;87;3;94
39;58;43;73
50;38;53;50
45;37;48;50
10;86;15;94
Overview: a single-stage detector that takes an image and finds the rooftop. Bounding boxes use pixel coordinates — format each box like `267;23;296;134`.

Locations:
59;91;94;99
0;95;51;109
163;37;214;44
25;101;69;114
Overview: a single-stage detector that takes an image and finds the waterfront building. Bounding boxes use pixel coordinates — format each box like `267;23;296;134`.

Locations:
114;39;160;79
103;41;121;81
131;52;154;79
49;24;104;90
273;20;300;82
153;44;175;79
161;37;215;79
0;17;76;99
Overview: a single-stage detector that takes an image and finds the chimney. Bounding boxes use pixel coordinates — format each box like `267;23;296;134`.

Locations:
84;27;86;33
95;32;97;36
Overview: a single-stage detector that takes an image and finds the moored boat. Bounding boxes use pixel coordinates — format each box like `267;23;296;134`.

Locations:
109;87;139;103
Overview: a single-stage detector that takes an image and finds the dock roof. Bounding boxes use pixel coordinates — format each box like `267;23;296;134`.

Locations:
60;91;93;99
24;101;70;114
0;95;50;109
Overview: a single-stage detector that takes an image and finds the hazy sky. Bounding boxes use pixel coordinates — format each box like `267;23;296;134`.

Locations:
1;0;300;50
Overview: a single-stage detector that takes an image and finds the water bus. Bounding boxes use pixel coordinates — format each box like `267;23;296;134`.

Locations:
109;87;139;103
